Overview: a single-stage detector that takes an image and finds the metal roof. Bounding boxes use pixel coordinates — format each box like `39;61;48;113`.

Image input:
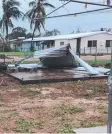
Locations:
23;31;112;42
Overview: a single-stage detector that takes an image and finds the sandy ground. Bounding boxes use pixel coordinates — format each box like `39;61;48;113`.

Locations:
0;73;108;133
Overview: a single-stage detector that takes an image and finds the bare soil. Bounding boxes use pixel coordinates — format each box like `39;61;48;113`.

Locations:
0;73;108;133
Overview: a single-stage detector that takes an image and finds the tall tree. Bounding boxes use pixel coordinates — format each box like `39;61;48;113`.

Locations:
8;27;27;39
24;0;55;40
0;0;23;40
44;29;60;36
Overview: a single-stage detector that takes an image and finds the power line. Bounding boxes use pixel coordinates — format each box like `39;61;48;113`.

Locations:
46;0;71;16
60;0;112;8
60;1;70;14
34;7;110;20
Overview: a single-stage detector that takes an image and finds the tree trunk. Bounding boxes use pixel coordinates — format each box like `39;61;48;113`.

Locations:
30;26;36;52
5;21;8;40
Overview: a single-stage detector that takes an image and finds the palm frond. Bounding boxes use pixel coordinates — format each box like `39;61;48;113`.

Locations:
9;7;23;19
43;3;55;8
29;1;36;7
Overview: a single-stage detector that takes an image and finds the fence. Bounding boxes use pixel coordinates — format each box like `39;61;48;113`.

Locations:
80;47;111;55
79;47;111;66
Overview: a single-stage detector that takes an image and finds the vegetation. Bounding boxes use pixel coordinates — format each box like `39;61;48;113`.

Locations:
8;27;27;40
0;0;23;40
24;0;55;51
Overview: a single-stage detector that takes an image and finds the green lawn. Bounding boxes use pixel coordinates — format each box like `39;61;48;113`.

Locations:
85;59;110;66
0;52;32;57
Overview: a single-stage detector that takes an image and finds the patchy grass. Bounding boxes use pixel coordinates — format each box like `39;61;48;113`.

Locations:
69;106;84;114
3;126;9;131
85;59;110;66
0;74;108;133
81;121;105;128
0;52;32;57
15;119;42;133
57;124;73;133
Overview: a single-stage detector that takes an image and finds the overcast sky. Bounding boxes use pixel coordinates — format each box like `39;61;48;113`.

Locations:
0;0;112;34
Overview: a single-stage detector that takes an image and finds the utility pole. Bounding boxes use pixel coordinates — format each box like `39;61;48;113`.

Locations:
107;41;112;133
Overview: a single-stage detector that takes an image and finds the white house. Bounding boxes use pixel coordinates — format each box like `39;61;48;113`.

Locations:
18;31;112;54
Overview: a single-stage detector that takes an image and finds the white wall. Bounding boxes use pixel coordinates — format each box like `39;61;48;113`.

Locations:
20;33;112;54
55;39;77;52
81;33;112;54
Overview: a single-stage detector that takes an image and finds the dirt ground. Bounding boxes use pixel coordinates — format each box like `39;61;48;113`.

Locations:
0;73;108;133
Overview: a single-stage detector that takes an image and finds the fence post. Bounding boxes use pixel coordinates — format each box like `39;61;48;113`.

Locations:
107;47;108;54
95;47;97;66
90;47;91;55
84;47;85;55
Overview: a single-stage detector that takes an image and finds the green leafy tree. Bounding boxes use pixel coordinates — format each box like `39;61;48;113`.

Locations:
0;0;23;40
44;29;60;36
8;27;27;39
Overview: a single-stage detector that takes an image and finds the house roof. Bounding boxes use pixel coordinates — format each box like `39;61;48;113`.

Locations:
23;31;112;42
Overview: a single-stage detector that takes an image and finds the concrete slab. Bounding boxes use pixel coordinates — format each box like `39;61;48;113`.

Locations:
7;68;108;84
74;126;108;133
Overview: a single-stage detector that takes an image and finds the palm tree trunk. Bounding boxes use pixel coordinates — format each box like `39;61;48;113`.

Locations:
5;21;8;40
31;26;36;52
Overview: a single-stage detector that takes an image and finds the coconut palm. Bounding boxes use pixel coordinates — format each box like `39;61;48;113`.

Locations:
24;0;55;39
0;0;23;40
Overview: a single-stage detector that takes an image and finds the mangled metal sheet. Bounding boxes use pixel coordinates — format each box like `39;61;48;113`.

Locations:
8;44;104;75
34;44;76;68
34;44;99;75
8;64;43;69
74;67;110;74
69;49;99;75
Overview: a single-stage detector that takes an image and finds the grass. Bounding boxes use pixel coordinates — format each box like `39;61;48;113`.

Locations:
57;124;73;133
0;52;32;58
69;106;84;114
15;119;42;133
81;121;105;128
3;126;9;131
85;59;110;66
55;105;84;118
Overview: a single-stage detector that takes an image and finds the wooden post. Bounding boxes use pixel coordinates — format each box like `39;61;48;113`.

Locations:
84;47;85;55
90;47;91;55
95;47;97;66
76;38;81;57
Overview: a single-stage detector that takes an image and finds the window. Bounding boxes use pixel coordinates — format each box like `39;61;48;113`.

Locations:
88;41;92;47
88;40;97;47
51;41;55;47
60;42;64;46
106;40;112;47
93;40;97;47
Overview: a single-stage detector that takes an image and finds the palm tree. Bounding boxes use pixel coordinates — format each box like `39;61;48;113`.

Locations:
0;0;23;40
24;0;55;51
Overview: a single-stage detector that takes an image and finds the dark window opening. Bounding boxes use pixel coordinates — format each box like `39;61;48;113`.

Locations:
88;41;92;47
60;42;64;46
106;40;111;47
93;40;97;47
88;40;97;47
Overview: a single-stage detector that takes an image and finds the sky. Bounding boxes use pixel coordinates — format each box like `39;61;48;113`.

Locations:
0;0;112;34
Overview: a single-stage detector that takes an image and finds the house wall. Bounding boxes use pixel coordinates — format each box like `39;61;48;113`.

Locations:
55;39;77;52
18;42;31;51
20;33;112;54
18;42;43;51
80;33;112;54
